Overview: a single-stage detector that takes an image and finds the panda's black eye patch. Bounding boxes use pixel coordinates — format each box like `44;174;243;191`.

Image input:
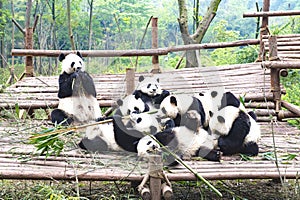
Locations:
147;84;151;88
137;117;142;123
79;61;82;65
71;62;75;68
134;107;139;112
147;141;152;145
161;107;167;114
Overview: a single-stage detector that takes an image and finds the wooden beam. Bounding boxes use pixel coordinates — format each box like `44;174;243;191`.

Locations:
243;10;300;18
263;61;300;69
11;39;259;57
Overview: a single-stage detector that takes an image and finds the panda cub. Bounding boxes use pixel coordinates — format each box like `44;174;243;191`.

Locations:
114;92;150;116
51;52;102;125
209;106;261;156
137;110;220;164
79;112;159;153
159;94;208;129
133;76;170;110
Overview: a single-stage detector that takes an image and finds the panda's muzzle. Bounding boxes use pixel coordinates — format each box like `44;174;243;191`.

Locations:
75;67;82;72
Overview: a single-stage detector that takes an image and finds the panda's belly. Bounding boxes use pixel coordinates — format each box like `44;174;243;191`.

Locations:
58;95;102;122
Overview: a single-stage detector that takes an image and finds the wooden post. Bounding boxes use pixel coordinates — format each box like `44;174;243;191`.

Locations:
268;36;281;113
25;27;34;77
257;0;270;61
126;68;135;95
151;17;160;74
149;155;163;200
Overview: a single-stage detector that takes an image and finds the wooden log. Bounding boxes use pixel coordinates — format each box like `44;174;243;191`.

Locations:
161;183;173;200
149;155;163;200
243;10;300;18
126;68;135;95
151;17;160;74
263;61;300;69
281;100;300;116
11;39;259;57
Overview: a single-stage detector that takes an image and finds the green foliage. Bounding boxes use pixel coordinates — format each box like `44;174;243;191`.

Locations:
29;125;69;158
281;69;300;128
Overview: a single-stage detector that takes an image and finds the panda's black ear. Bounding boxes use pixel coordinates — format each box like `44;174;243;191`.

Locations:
134;91;142;99
217;116;225;123
58;53;65;62
150;126;157;135
170;96;177;106
156;78;159;83
76;51;83;58
199;92;204;96
139;76;145;82
116;99;123;106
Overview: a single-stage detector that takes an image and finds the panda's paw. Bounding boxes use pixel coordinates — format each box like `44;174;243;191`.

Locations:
70;72;78;79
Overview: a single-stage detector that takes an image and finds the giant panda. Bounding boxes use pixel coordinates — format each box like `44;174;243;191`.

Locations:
137;111;220;165
133;75;170;110
114;92;150;116
209;106;261;156
159;94;208;129
51;51;102;125
78;112;159;153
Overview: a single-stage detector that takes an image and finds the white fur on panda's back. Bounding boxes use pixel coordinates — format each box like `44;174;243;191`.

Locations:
244;115;261;144
209;106;240;136
58;95;102;122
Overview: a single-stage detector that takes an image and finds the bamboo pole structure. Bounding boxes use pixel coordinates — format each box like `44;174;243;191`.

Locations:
263;61;300;69
11;39;259;57
243;10;300;18
151;17;160;74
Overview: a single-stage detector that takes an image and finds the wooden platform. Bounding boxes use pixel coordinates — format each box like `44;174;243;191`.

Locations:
0;63;276;120
0;119;299;181
0;62;299;182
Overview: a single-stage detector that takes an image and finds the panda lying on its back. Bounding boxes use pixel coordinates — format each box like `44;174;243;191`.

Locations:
209;106;261;156
133;76;170;110
78;112;160;153
51;52;102;125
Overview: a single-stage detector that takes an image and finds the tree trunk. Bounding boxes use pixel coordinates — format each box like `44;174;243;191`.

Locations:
67;0;75;50
87;0;94;70
177;0;221;68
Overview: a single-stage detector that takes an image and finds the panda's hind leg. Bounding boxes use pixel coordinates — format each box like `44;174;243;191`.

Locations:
51;109;74;126
239;142;259;156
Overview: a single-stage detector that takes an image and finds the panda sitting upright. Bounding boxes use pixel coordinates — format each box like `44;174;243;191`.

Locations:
133;76;170;110
51;51;102;125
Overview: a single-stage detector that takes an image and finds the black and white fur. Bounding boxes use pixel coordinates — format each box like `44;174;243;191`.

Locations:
114;93;150;116
209;106;261;156
137;110;220;164
159;94;208;129
133;76;170;110
78;112;159;153
51;52;102;125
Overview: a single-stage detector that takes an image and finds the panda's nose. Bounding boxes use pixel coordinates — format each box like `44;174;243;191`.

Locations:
76;67;82;72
